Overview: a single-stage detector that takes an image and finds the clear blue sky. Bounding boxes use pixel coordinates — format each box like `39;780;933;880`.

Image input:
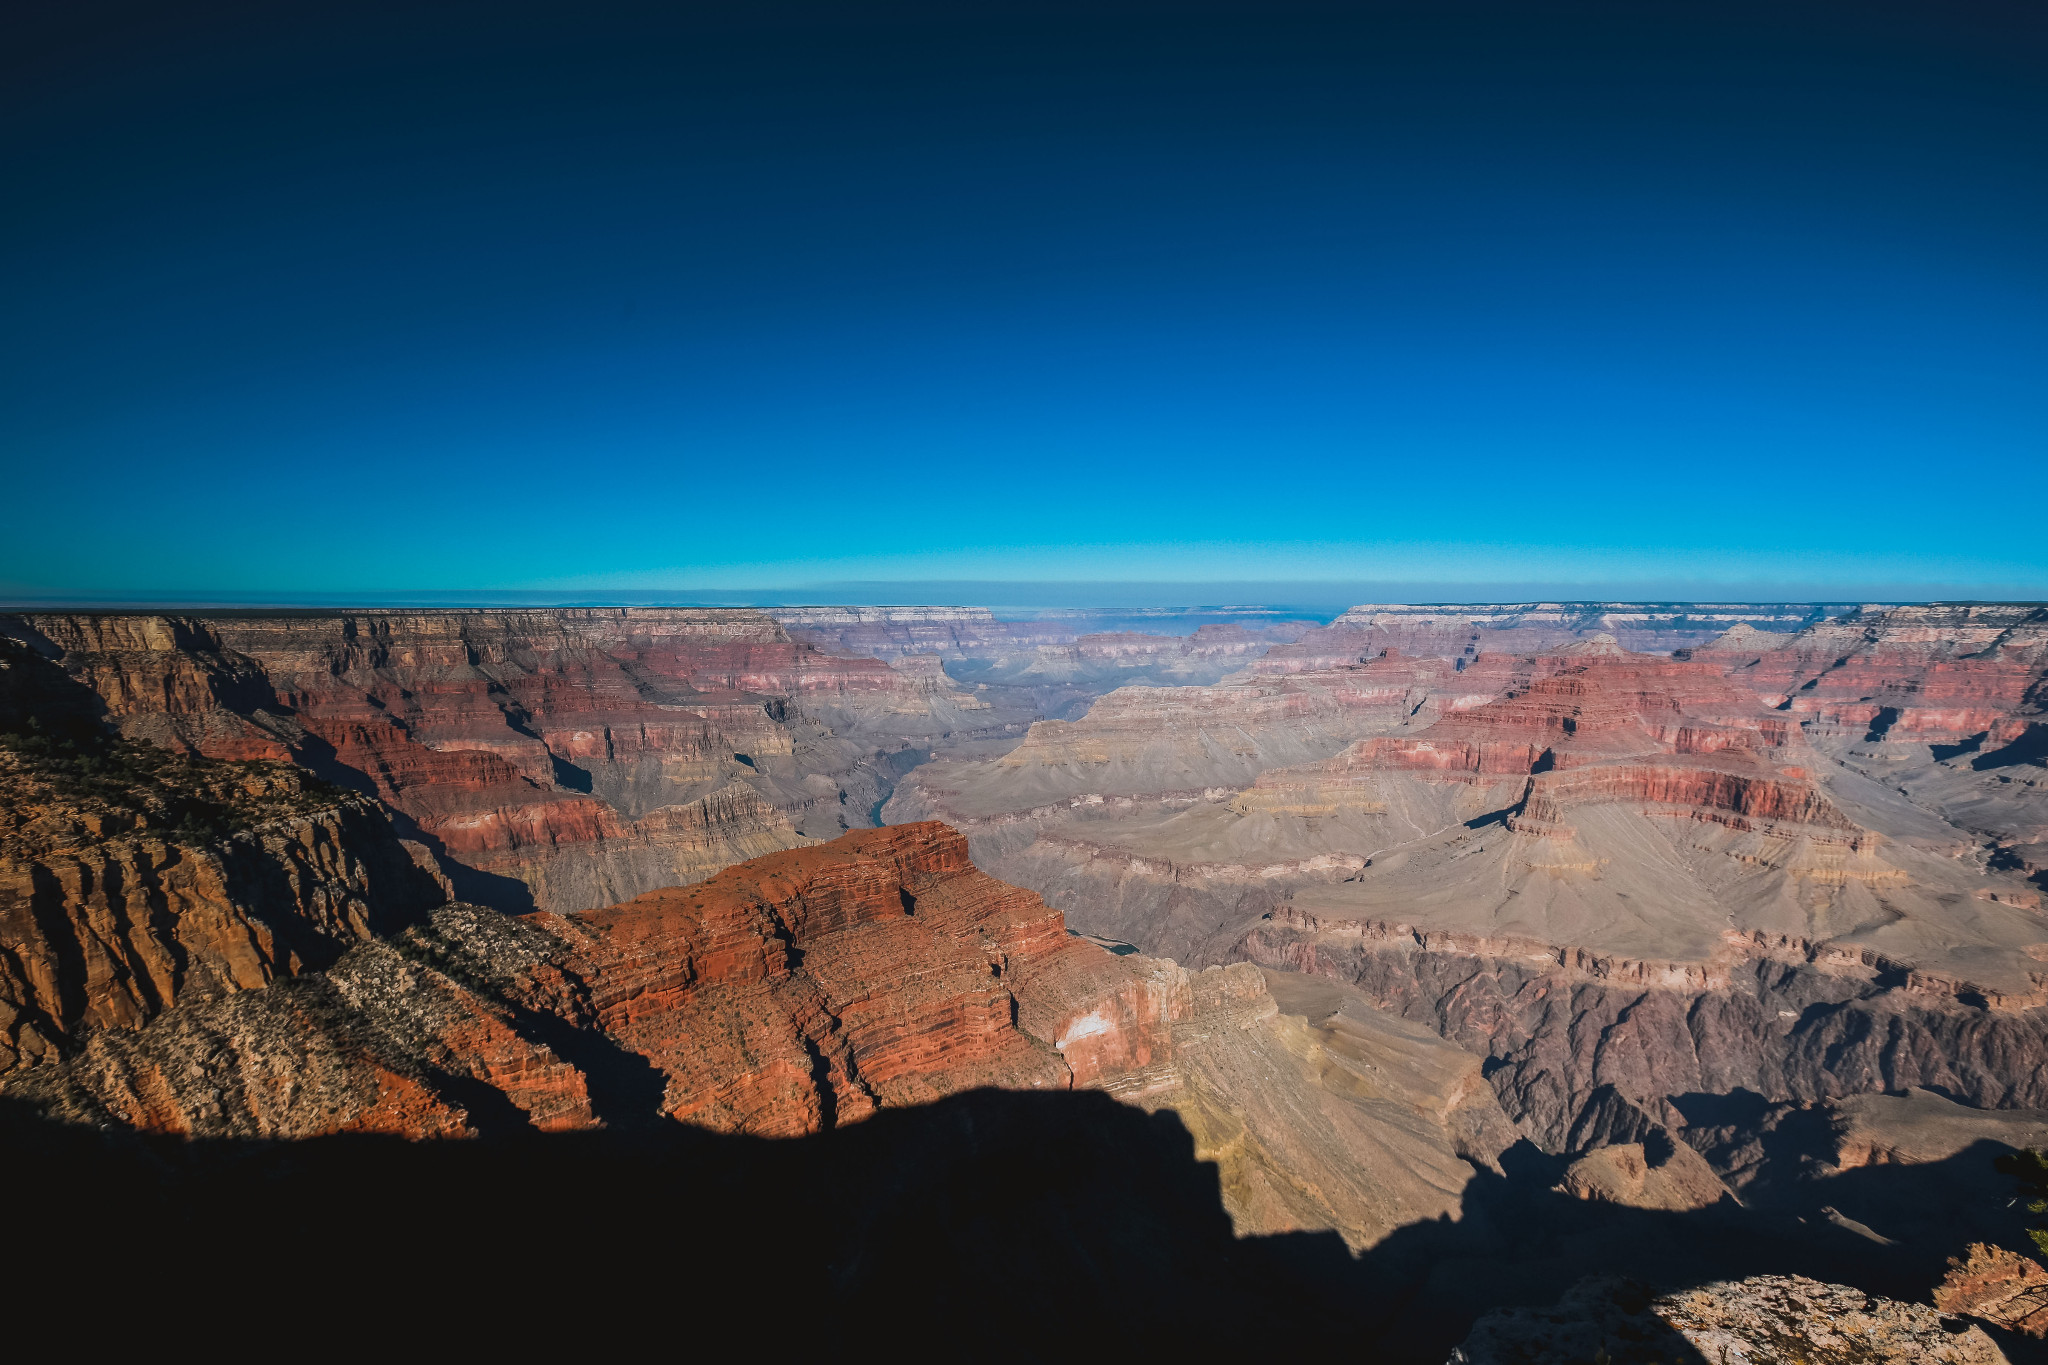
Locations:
4;0;2045;603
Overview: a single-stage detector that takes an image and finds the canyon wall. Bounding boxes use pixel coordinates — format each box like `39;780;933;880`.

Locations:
0;609;1021;914
2;820;1514;1248
1252;602;1855;674
775;605;1321;720
2;824;1166;1136
893;605;2048;1158
0;637;445;1076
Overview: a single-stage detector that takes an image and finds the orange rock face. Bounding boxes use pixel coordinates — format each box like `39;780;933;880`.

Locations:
1935;1242;2048;1337
0;638;446;1077
3;823;1188;1139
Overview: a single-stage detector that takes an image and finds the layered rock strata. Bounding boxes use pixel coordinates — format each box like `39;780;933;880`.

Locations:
3;819;1516;1249
1251;602;1853;675
1134;964;1518;1248
0;640;444;1076
1696;603;2048;883
1;610;1016;912
777;606;1318;721
3;824;1156;1136
772;605;1317;662
895;617;2048;1159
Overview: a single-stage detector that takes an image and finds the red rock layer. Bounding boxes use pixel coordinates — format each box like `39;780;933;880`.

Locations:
1;610;986;911
1286;651;1856;839
0;755;444;1077
2;824;1188;1140
1699;603;2048;746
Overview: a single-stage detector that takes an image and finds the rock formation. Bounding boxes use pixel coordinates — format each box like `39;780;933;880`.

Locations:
0;638;444;1076
1556;1136;1734;1211
1134;963;1518;1247
2;817;1518;1249
4;824;1139;1133
1936;1243;2048;1338
1693;603;2048;886
893;606;2048;1163
776;605;1317;719
1448;1274;2010;1364
772;604;1316;661
0;609;1019;913
1252;602;1852;675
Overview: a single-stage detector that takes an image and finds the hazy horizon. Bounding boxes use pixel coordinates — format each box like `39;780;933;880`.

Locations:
5;580;2042;616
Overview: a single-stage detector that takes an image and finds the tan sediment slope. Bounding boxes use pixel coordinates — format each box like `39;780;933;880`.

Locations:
1136;964;1517;1249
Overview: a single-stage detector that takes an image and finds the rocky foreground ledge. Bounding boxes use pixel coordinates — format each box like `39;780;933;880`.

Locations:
1448;1274;2010;1364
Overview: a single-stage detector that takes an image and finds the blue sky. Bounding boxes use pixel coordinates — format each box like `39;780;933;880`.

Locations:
4;0;2045;603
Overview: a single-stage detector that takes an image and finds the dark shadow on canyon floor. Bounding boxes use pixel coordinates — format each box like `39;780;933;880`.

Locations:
3;1091;2040;1362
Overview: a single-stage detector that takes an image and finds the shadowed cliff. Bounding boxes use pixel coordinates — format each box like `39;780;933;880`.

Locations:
5;1089;2040;1362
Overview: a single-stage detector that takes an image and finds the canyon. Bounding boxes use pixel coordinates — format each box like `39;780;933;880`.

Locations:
1;607;1028;916
6;598;2048;1360
893;604;2048;1168
777;603;1323;720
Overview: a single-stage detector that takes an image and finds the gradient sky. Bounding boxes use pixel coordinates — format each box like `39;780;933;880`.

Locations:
4;0;2045;603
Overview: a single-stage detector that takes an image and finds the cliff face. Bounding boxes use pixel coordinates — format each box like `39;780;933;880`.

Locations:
0;641;445;1077
1;610;1013;913
775;606;1316;721
1;819;1517;1249
1252;602;1850;674
1696;604;2048;884
2;824;1178;1137
1704;604;2048;745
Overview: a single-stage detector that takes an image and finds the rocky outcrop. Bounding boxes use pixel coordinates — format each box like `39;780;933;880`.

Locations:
1936;1243;2048;1338
0;609;1019;912
1701;604;2048;744
1243;910;2048;1152
1448;1274;2009;1364
2;824;1183;1137
1556;1137;1734;1211
1691;603;2048;891
0;641;444;1077
1;820;1518;1250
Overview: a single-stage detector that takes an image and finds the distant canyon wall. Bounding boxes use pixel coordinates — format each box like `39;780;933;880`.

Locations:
1;608;1017;916
893;603;2048;1152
